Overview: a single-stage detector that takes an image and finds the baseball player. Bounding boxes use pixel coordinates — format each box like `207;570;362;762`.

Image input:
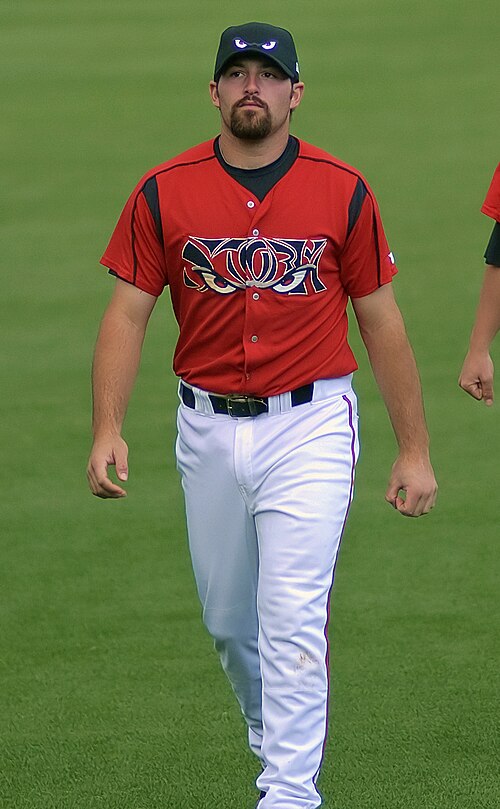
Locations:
459;163;500;405
87;22;437;809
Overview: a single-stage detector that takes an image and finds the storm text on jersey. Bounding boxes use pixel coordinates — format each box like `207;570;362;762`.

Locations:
182;236;328;295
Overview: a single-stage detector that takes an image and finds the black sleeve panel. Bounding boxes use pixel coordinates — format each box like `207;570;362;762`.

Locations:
142;175;164;247
346;178;368;240
484;221;500;267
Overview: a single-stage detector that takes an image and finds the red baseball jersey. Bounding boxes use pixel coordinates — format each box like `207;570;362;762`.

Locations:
101;139;397;396
481;163;500;222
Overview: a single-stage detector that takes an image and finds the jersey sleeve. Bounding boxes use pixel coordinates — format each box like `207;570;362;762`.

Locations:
100;176;168;297
339;183;397;298
481;163;500;222
484;221;500;267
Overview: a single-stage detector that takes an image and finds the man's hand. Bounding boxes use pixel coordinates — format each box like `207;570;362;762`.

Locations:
87;434;129;498
385;455;438;517
458;351;494;406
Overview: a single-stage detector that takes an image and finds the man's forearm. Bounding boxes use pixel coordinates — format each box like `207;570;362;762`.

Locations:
360;312;430;457
352;285;437;516
91;307;146;438
467;264;500;353
87;280;156;498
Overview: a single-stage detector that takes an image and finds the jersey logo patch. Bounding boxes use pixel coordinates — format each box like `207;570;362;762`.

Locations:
182;237;327;296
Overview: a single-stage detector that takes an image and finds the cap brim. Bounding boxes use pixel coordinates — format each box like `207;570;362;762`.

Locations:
215;49;296;81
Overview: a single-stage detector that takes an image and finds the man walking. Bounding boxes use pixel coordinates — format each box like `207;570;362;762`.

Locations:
87;22;437;808
459;163;500;405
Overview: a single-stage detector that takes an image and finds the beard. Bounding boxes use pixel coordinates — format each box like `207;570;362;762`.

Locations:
229;102;272;140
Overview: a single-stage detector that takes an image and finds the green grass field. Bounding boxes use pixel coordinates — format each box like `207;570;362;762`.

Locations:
1;1;499;807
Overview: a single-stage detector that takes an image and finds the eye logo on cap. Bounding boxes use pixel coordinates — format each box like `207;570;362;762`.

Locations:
233;38;278;51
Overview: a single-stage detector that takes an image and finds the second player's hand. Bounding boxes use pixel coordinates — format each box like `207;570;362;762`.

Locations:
87;434;129;498
458;350;494;406
385;454;438;517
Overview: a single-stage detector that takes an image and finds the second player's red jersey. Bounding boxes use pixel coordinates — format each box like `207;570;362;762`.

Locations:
481;163;500;222
101;138;397;396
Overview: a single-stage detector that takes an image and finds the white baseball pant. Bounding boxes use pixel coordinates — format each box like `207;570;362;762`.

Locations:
175;376;359;808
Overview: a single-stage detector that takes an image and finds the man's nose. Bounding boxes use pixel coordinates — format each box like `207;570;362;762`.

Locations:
243;73;259;94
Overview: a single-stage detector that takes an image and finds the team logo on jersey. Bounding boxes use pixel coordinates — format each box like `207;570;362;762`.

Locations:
182;237;328;296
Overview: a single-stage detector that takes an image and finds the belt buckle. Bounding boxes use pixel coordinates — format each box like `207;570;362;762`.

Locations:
226;395;267;417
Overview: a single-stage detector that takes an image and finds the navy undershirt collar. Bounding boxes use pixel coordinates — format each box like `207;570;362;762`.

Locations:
214;135;299;201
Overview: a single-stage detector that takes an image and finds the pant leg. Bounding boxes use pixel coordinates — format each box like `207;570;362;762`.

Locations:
252;392;359;808
175;387;359;804
175;404;263;757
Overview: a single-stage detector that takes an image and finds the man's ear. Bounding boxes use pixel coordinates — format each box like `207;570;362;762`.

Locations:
290;82;305;111
209;81;220;109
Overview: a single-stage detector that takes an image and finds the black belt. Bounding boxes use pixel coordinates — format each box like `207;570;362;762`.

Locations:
180;381;314;417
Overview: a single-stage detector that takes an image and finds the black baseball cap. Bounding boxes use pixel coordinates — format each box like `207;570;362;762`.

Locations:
214;22;300;83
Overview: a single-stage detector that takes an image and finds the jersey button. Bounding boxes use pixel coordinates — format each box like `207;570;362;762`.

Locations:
252;228;259;236
252;292;260;300
251;335;258;343
247;200;255;208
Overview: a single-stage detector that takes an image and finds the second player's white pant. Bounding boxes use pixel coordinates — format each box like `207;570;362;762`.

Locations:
175;377;359;809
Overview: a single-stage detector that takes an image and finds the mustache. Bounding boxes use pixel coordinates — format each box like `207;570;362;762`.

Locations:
234;96;268;110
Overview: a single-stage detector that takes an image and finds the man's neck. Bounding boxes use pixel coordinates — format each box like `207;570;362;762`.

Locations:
218;127;291;170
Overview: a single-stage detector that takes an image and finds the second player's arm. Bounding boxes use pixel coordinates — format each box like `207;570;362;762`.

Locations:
351;284;438;517
458;263;500;406
87;279;158;498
